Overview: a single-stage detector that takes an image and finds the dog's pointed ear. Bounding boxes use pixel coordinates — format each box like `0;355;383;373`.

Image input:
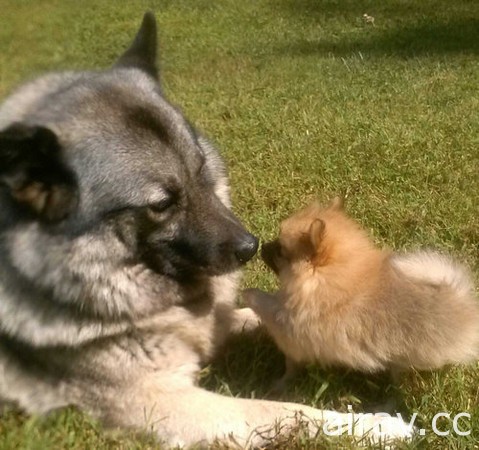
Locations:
115;12;158;78
329;196;344;210
0;124;78;222
309;218;326;250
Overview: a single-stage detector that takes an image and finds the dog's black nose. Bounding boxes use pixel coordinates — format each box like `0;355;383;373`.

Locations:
235;233;259;263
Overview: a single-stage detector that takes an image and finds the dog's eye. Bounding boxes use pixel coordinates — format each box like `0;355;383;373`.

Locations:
147;197;175;215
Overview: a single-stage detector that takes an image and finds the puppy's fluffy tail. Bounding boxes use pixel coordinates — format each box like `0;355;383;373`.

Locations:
391;250;474;299
391;250;479;365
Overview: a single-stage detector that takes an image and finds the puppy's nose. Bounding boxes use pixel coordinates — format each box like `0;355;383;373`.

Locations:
235;233;259;263
260;240;280;274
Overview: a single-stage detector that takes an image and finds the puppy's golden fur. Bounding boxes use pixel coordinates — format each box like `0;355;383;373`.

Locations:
245;199;479;379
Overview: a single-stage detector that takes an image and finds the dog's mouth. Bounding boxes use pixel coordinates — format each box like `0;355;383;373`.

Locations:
137;193;260;280
142;232;259;280
261;240;281;275
199;232;260;276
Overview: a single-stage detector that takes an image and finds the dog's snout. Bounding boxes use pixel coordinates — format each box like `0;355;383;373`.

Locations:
234;233;259;264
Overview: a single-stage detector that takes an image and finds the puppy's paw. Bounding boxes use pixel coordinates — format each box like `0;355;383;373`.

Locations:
241;288;264;309
242;289;280;323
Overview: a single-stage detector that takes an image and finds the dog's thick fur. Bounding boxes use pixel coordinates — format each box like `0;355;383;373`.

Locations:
246;198;479;382
0;14;412;447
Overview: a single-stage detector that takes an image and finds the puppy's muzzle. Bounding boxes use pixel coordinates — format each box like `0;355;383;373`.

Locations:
261;240;280;274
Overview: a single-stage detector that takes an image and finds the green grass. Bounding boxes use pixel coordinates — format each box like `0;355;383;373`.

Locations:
0;0;478;448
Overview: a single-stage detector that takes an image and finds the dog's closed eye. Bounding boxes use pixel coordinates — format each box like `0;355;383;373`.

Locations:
147;197;176;215
147;187;180;217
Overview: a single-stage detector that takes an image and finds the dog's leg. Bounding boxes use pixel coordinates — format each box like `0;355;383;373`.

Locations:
389;366;405;384
243;288;301;386
118;383;414;448
270;356;302;395
284;356;301;379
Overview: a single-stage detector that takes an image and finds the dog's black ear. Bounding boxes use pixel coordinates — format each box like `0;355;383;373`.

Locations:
309;218;326;250
0;124;78;222
115;12;158;78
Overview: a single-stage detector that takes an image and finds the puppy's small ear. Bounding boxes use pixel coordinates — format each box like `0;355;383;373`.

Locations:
309;218;326;250
115;12;158;79
329;196;344;210
0;124;78;222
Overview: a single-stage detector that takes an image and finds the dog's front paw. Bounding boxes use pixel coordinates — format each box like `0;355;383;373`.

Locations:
360;414;416;446
230;307;261;333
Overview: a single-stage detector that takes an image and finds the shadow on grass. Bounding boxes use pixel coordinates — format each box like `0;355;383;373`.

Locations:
201;331;412;418
275;0;479;57
200;331;285;396
282;20;479;58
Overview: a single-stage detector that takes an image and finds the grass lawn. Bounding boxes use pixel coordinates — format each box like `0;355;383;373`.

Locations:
0;0;478;448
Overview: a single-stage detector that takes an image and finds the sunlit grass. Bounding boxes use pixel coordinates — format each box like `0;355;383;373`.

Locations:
0;0;478;448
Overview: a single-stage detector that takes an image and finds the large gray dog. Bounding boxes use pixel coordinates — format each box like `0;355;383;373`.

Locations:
0;13;412;448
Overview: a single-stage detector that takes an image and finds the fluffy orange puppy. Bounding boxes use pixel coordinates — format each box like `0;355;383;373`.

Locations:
244;199;479;385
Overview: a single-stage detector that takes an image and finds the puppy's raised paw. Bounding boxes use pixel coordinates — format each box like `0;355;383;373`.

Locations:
242;288;264;309
242;289;280;324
